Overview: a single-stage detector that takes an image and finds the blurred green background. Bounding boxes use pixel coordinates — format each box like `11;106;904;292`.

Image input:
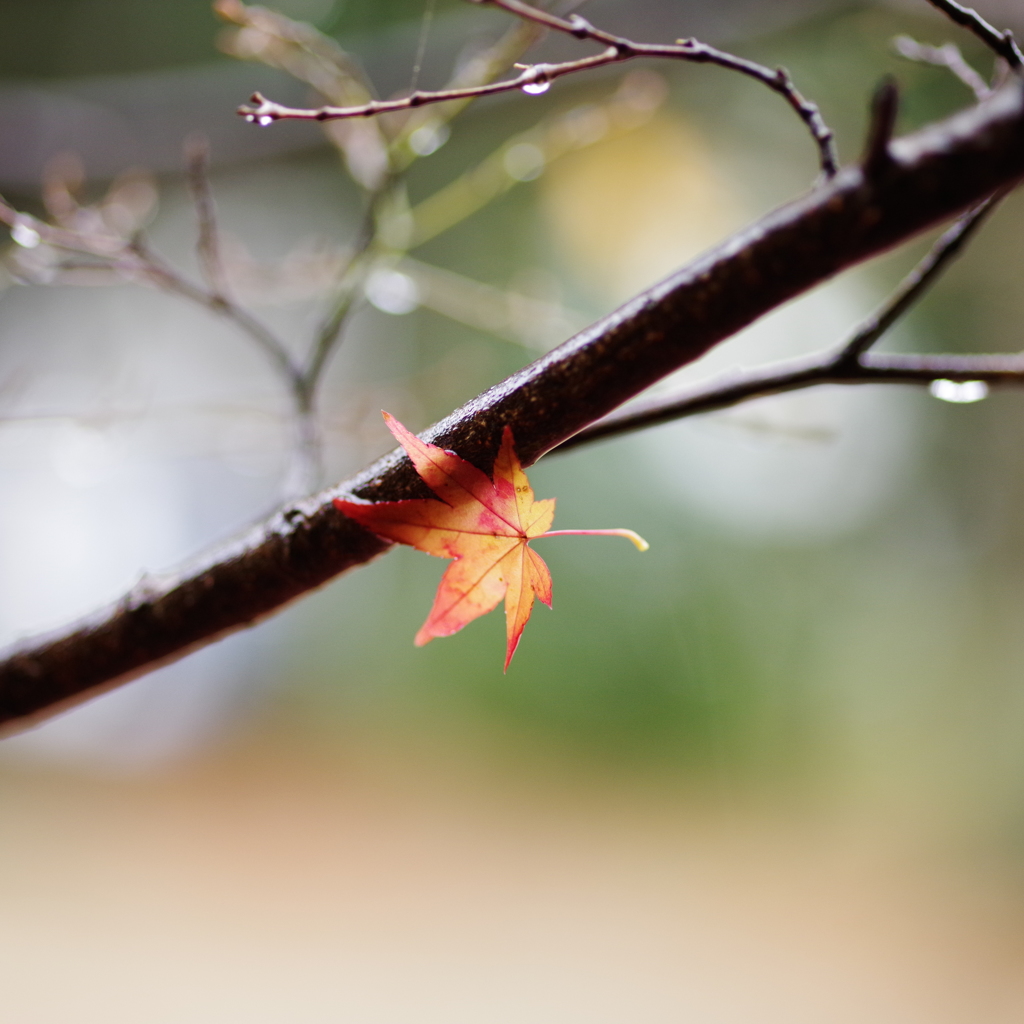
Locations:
2;1;1024;1020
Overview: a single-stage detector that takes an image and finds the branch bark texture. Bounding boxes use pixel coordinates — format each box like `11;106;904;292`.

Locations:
4;83;1024;729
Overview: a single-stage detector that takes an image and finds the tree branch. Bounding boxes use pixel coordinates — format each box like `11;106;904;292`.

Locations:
835;192;1000;363
4;82;1024;730
894;35;992;100
240;0;838;177
185;135;231;302
554;351;1024;451
558;194;1006;449
924;0;1024;68
0;196;302;389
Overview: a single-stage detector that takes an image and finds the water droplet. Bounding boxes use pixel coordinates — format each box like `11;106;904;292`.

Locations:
257;115;274;126
929;378;988;403
10;218;40;249
521;80;550;95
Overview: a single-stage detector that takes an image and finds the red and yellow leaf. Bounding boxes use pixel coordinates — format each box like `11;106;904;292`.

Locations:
334;413;647;669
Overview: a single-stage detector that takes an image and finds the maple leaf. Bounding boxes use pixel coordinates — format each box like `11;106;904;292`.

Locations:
334;413;648;670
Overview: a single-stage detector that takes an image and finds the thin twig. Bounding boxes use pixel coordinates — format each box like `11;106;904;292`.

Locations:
924;0;1024;68
836;194;1001;361
305;270;365;387
409;0;437;95
894;35;992;100
558;195;1005;451
0;193;302;390
553;350;1024;451
185;135;230;302
302;9;558;402
481;0;841;180
304;187;388;389
126;238;302;388
407;73;665;248
240;0;838;177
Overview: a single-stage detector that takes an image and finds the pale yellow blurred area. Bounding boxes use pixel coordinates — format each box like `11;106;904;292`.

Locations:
2;739;1023;1024
542;113;745;303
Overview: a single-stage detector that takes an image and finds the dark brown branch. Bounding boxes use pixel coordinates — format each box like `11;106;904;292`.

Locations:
925;0;1024;68
5;82;1024;730
555;351;1024;450
560;194;1005;449
477;0;837;176
836;193;1000;361
240;0;838;176
862;77;900;175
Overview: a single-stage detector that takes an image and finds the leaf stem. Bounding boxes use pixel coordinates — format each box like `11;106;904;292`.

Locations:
541;529;649;550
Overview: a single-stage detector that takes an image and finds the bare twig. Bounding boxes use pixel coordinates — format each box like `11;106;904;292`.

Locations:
836;194;1000;362
240;0;838;177
555;352;1024;451
4;82;1024;728
126;237;301;388
408;71;666;248
0;190;329;494
298;6;562;421
561;193;1004;449
304;182;392;392
894;35;992;100
0;195;300;388
924;0;1024;68
399;5;546;136
559;194;1004;450
409;0;437;95
185;136;230;302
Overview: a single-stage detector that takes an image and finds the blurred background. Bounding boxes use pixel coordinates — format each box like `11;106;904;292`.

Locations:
3;0;1024;1020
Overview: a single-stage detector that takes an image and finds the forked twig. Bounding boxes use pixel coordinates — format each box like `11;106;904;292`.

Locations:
924;0;1024;68
558;195;1006;451
835;194;999;362
240;0;838;176
894;35;992;100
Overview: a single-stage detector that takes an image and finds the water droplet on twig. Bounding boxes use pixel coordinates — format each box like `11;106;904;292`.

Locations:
521;81;550;95
929;379;988;403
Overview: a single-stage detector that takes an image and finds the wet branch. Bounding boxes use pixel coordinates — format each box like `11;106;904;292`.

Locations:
924;0;1024;68
558;195;1006;449
240;0;838;176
